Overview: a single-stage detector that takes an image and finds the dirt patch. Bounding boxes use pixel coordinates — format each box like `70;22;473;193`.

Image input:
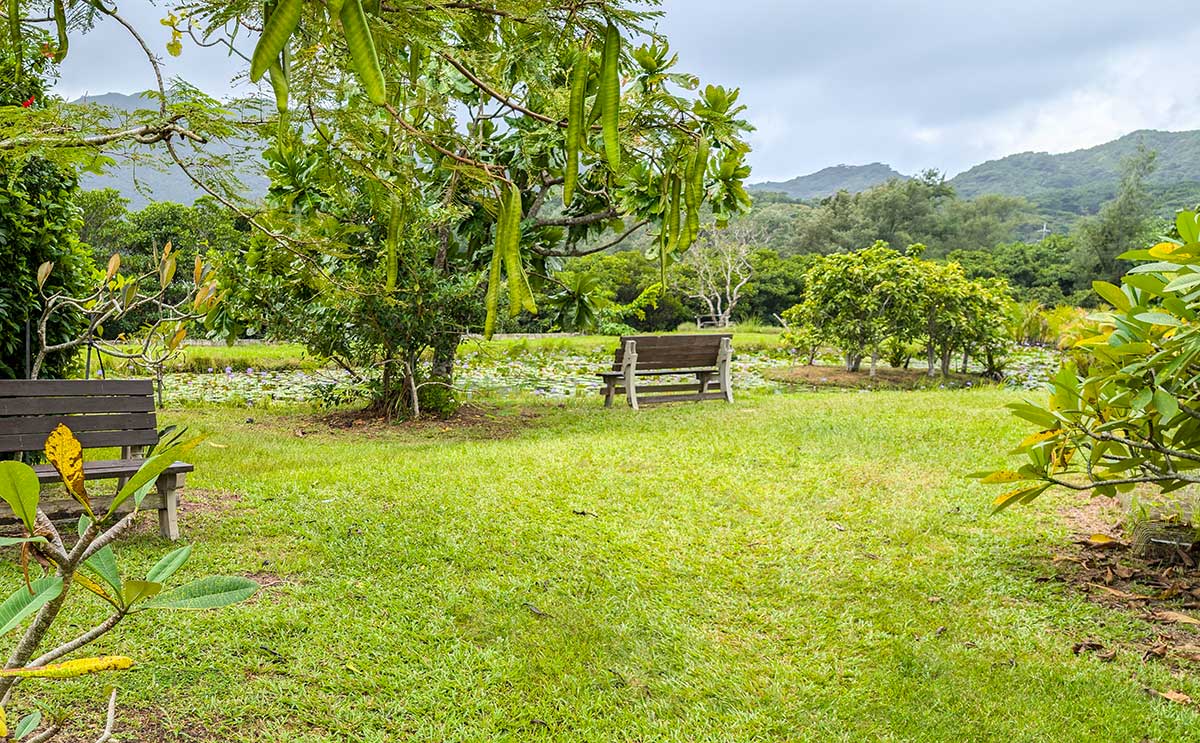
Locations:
179;488;243;517
44;706;212;742
1051;493;1200;667
313;402;542;440
765;364;988;390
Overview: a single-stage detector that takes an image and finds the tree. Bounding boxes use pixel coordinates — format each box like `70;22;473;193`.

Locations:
679;222;758;327
977;209;1200;511
1074;146;1158;285
0;156;94;380
793;242;925;376
737;249;815;323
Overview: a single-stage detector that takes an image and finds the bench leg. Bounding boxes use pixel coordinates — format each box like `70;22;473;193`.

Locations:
622;340;639;411
697;371;713;396
603;377;616;408
717;337;734;403
156;472;183;541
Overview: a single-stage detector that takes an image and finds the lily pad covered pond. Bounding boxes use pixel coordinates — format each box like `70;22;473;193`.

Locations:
152;344;1062;407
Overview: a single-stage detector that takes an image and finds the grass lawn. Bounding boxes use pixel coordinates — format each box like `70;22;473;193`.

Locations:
19;388;1200;741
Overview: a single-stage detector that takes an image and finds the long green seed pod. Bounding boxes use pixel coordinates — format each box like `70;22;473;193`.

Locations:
340;0;386;105
682;138;707;249
267;59;289;113
250;0;302;82
563;46;589;207
8;0;21;85
502;185;535;316
484;196;507;338
666;172;682;256
600;22;621;173
52;0;67;62
385;198;401;291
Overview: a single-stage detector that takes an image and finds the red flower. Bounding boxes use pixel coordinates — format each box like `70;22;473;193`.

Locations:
21;95;34;108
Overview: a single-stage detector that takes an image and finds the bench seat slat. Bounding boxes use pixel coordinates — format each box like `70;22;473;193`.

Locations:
33;459;194;484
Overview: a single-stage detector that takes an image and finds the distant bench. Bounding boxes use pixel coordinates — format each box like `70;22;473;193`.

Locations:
0;379;193;540
599;334;734;410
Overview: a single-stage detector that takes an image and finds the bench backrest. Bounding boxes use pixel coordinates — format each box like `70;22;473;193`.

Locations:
612;334;732;371
0;380;159;453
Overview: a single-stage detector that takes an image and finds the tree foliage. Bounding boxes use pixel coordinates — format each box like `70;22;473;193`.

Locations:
977;209;1200;510
783;242;1014;377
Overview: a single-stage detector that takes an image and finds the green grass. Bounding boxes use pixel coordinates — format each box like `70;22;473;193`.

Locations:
19;389;1200;741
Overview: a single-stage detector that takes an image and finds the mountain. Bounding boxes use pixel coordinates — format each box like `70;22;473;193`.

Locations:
946;129;1200;221
71;92;268;209
750;163;908;200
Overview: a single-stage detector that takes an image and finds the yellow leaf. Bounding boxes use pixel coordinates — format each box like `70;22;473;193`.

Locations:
1085;534;1120;547
36;261;53;290
104;253;121;283
193;256;203;284
0;656;133;679
43;424;91;516
1018;429;1061;449
72;572;115;605
0;704;7;737
168;326;187;352
992;484;1044;512
981;471;1026;484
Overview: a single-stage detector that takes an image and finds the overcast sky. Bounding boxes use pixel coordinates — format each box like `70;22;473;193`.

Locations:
52;1;1200;182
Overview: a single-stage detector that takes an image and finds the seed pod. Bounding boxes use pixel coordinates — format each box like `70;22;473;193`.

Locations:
600;23;621;173
563;44;589;207
250;0;302;83
340;0;387;105
52;0;68;62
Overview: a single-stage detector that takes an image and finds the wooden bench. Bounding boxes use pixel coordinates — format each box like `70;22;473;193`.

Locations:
0;380;193;540
599;334;734;410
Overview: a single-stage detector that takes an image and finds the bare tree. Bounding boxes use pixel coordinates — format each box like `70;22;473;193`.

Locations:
681;222;758;328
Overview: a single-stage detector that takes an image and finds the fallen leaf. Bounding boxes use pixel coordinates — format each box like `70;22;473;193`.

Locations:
1088;583;1153;601
1079;534;1125;549
1148;688;1192;705
927;596;943;604
1142;644;1169;662
1151;610;1200;626
1096;649;1117;662
1173;644;1200;662
1073;639;1105;655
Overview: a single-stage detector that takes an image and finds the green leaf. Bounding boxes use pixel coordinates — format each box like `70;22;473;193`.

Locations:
1178;211;1200;244
143;576;259;610
0;537;46;549
122;580;163;607
1134;311;1182;327
992;484;1049;514
106;436;202;518
1092;280;1131;312
1163;272;1200;293
146;544;193;584
1154;389;1180;422
0;461;40;534
84;545;121;600
0;577;63;636
14;711;41;740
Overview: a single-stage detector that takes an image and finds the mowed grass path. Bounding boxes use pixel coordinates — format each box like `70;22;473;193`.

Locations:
24;389;1200;741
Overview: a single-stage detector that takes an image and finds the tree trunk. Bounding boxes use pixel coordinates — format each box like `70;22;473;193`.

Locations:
845;353;862;373
960;349;969;375
940;348;952;377
870;346;878;379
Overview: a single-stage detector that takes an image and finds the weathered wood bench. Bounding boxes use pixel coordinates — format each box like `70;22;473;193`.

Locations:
0;379;192;540
599;334;734;410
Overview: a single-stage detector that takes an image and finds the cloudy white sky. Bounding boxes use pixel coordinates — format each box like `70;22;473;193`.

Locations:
52;1;1200;182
